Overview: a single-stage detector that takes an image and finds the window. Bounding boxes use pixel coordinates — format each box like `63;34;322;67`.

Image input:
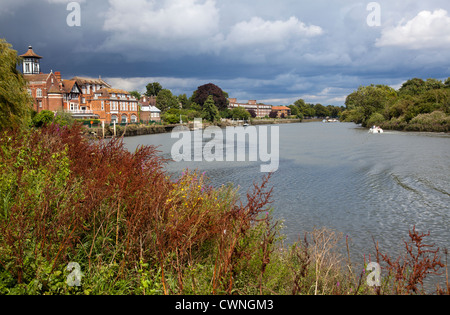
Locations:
27;89;32;96
131;115;137;123
38;100;42;108
111;115;118;123
70;103;79;111
121;115;127;123
36;88;42;98
101;101;104;111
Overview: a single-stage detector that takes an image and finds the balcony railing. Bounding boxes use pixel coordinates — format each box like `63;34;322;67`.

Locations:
69;110;94;114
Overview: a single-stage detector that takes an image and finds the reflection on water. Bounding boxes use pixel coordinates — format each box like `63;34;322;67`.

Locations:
123;122;450;288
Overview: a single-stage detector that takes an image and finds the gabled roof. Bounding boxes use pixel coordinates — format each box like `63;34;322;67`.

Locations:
23;73;49;82
48;84;62;94
102;88;131;95
20;46;43;59
61;80;81;94
72;76;111;88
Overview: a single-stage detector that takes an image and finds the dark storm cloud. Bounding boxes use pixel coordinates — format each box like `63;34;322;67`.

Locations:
1;0;450;105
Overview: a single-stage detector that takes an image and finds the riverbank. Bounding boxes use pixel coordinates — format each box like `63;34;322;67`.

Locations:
2;123;448;295
88;118;303;138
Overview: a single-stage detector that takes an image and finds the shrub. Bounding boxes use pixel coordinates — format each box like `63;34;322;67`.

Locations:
32;110;55;127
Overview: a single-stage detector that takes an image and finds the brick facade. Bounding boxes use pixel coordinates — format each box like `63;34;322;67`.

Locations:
20;46;158;124
228;98;272;118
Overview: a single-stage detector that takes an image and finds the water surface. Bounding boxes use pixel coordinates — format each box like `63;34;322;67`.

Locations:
123;122;450;287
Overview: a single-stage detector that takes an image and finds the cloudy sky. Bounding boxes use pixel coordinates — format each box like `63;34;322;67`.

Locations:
1;0;450;105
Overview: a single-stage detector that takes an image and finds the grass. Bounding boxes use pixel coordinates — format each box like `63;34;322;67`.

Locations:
0;123;448;295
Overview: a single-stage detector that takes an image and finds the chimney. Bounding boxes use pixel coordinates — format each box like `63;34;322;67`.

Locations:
55;71;62;82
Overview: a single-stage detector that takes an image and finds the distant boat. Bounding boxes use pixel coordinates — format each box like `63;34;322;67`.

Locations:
243;122;250;127
369;126;384;134
323;118;339;123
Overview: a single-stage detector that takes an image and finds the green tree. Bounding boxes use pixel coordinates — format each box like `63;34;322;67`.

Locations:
177;94;191;109
424;78;444;91
288;105;299;117
32;110;55;128
231;107;251;120
344;85;397;127
145;82;163;97
156;89;179;113
313;104;329;118
398;78;426;96
129;90;141;100
445;78;450;88
202;95;221;122
0;39;33;130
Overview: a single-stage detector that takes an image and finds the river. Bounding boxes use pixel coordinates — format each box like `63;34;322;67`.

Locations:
123;122;450;289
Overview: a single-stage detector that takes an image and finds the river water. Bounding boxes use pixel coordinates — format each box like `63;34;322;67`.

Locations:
123;122;450;288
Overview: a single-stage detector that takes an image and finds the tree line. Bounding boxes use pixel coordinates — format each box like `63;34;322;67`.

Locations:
133;82;345;124
341;78;450;132
288;99;344;120
131;82;256;123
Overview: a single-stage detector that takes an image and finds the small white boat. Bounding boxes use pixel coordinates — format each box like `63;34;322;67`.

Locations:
369;126;384;134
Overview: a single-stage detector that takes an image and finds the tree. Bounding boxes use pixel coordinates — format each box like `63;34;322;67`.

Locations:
177;94;191;109
269;110;278;119
129;90;141;100
288;105;299;117
445;78;450;88
398;78;426;96
231;107;251;120
191;83;229;111
424;78;444;91
156;89;179;113
145;82;163;97
344;85;397;126
248;109;257;118
314;104;329;118
0;39;33;130
202;95;221;122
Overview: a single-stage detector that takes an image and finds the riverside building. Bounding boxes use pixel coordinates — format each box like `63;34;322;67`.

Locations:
20;46;156;124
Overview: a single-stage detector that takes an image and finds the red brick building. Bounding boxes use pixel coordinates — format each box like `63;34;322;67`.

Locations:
228;98;272;118
89;88;139;124
138;96;161;123
271;106;291;118
19;46;152;124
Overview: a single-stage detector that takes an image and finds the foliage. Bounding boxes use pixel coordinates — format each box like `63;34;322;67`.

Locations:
191;83;229;111
290;99;343;119
342;78;450;131
1;124;448;295
156;89;179;113
129;91;141;100
32;110;55;128
201;95;221;122
0;39;33;130
231;107;251;120
269;110;278;119
374;226;445;295
145;82;163;97
248;109;257;119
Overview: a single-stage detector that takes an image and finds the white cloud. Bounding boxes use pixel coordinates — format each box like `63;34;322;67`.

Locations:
224;16;323;48
101;0;221;56
376;9;450;49
99;0;323;61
